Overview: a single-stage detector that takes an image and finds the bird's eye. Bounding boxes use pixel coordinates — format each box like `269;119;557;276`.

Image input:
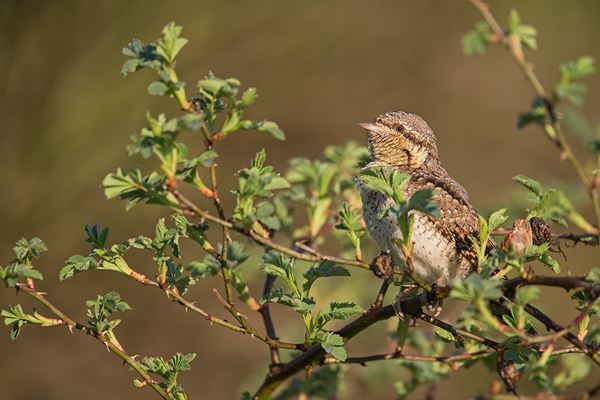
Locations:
396;125;405;132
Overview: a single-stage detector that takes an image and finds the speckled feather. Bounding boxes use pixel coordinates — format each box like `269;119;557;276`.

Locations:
359;111;496;285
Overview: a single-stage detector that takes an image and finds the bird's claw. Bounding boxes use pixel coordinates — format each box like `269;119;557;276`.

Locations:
392;289;444;325
427;299;443;318
392;288;417;327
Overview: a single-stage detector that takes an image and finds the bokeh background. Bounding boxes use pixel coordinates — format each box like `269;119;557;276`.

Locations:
1;1;599;399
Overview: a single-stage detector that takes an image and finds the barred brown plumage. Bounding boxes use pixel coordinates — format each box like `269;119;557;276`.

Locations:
359;110;496;286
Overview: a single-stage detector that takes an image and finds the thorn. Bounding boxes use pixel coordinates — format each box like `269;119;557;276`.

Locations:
68;325;74;335
105;341;111;353
131;354;140;360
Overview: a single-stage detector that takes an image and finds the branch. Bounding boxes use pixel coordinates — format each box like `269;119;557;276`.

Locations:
172;188;373;271
500;275;600;297
253;285;496;399
323;349;495;365
127;271;304;351
525;304;600;367
322;346;584;366
14;284;171;399
468;0;600;234
492;228;599;246
462;378;600;400
259;273;282;365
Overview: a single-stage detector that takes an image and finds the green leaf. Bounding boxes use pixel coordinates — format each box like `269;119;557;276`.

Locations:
197;150;218;168
1;262;44;287
328;345;347;362
13;237;48;261
518;24;538;50
552;355;591;392
86;292;131;333
234;120;286;140
462;21;490;56
258;252;299;293
302;261;350;295
177;113;203;131
517;96;546;130
357;166;405;200
508;9;520;34
138;352;195;395
434;329;455;343
513;174;542;196
259;288;315;314
237;87;257;112
451;273;502;302
121;40;161;77
148;81;168;96
197;74;240;100
157;22;188;62
324;302;364;320
187;259;220;280
515;286;540;306
488;208;508;231
60;255;100;280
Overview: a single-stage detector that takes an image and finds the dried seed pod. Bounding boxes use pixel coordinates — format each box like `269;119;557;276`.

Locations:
370;250;395;279
529;217;551;245
496;352;523;394
501;219;532;255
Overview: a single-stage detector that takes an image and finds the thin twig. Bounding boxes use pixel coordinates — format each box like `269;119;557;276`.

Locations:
260;274;282;365
468;0;600;234
525;303;600;367
373;279;391;309
491;228;599;246
462;378;600;400
14;284;171;400
172;188;373;271
127;271;304;350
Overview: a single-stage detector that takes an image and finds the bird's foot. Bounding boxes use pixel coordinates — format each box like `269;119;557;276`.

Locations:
426;298;443;318
392;287;418;326
393;288;444;325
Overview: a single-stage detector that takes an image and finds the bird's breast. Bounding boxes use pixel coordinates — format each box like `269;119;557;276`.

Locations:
360;183;475;286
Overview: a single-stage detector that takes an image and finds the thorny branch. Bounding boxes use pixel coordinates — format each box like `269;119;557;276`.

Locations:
13;284;171;400
469;0;600;235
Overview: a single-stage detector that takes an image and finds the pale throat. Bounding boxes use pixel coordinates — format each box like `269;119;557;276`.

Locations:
368;136;429;169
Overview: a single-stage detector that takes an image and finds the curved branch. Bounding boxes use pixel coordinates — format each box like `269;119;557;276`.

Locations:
14;284;171;399
173;188;373;271
129;272;304;351
468;0;600;234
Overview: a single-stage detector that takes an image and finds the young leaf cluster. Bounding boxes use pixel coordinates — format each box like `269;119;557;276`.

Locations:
2;304;59;340
86;291;132;334
0;237;46;287
231;150;290;233
259;254;363;361
282;142;369;250
513;174;595;233
135;353;197;400
470;208;508;265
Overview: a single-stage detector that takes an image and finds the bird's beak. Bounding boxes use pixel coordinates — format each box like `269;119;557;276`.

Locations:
358;122;387;135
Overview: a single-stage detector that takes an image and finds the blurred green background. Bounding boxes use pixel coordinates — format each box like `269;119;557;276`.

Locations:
1;1;599;399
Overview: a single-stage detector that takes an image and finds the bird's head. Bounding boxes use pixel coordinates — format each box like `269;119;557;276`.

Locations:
359;111;439;168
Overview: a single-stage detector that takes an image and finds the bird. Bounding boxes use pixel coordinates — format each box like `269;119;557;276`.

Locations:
358;110;497;287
